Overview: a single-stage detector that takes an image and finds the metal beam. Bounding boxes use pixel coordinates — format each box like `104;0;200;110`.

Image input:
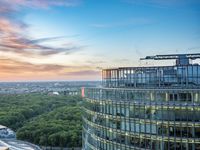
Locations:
140;53;200;60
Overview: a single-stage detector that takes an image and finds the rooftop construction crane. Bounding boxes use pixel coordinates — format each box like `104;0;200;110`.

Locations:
140;53;200;66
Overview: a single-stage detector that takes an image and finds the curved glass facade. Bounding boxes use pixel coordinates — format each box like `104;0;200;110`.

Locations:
83;65;200;150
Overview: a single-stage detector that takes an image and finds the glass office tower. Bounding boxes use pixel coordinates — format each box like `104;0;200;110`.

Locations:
82;54;200;150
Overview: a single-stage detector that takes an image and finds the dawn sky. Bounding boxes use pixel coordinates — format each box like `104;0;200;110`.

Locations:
0;0;199;81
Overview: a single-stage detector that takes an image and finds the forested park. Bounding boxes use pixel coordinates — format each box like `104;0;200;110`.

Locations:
0;94;82;148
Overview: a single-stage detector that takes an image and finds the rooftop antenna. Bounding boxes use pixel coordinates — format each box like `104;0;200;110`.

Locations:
140;53;200;66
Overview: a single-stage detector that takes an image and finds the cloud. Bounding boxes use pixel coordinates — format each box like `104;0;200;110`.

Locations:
91;18;153;28
114;58;130;62
0;0;81;10
86;60;106;64
0;0;101;81
123;0;200;7
0;0;82;57
64;70;101;76
0;25;81;56
187;46;200;51
0;0;81;19
0;58;101;81
0;58;95;75
0;58;68;74
31;35;79;43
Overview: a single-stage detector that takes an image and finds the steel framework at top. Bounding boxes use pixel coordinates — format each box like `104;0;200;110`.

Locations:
140;53;200;66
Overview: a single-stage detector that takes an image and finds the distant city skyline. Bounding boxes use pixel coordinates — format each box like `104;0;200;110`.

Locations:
0;0;199;81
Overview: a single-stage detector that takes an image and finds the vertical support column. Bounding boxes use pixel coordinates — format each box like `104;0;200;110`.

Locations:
185;143;189;150
165;92;169;101
156;141;160;150
160;141;164;150
150;92;154;101
194;92;198;103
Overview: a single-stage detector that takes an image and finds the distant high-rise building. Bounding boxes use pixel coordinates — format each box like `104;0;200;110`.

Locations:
82;53;200;150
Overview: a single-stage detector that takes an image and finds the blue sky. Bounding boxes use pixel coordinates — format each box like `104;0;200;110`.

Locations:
0;0;199;81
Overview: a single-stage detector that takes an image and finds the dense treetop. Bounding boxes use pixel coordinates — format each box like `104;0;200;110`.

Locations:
0;94;82;147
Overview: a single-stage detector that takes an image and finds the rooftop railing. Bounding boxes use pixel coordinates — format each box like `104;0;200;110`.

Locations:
102;65;200;88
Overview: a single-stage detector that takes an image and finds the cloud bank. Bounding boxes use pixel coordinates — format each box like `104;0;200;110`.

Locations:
0;0;82;57
0;58;100;81
123;0;200;7
0;0;100;81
